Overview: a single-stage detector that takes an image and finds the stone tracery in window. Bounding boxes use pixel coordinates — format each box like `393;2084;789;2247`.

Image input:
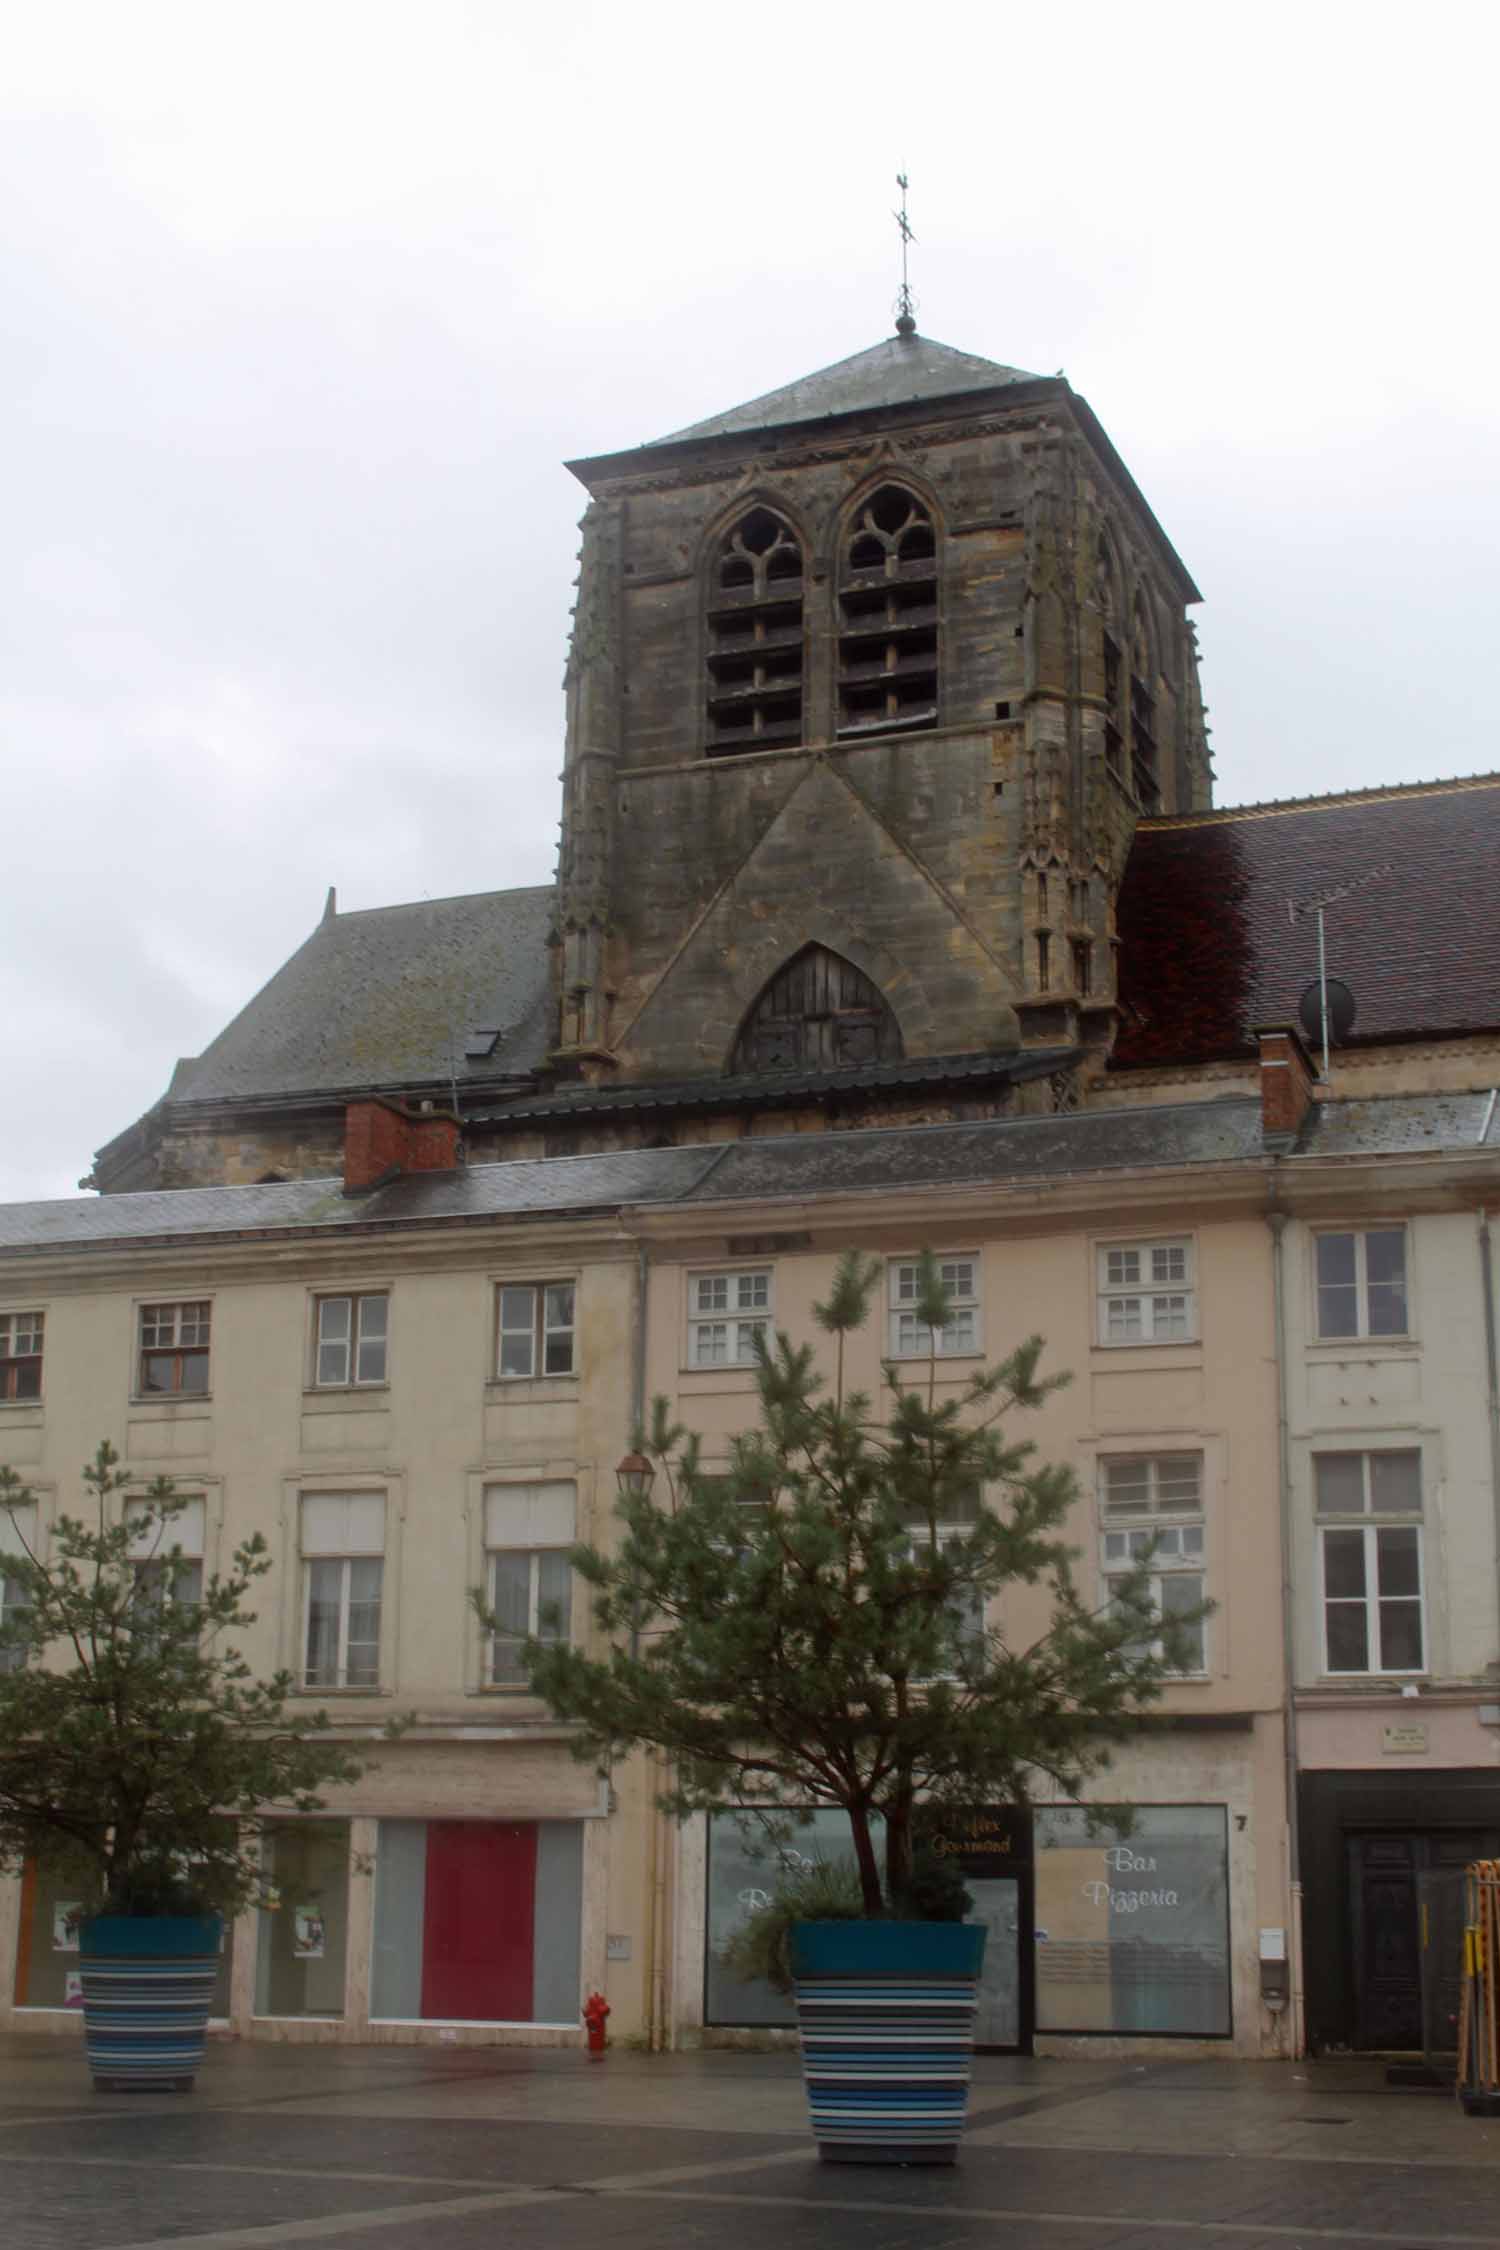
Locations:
732;945;902;1074
837;485;939;738
705;507;805;757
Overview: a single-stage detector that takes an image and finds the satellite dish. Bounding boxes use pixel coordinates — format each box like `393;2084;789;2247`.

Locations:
1299;978;1356;1048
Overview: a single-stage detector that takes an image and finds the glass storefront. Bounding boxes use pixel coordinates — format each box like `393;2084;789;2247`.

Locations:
705;1809;881;2026
255;1821;351;2018
370;1818;582;2024
14;1860;235;2014
1034;1804;1231;2037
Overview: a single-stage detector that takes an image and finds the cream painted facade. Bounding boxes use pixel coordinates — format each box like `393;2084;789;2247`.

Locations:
0;1211;651;2048
628;1161;1295;2058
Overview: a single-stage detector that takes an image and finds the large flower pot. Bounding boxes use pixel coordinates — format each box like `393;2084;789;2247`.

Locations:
789;1919;987;2164
78;1915;223;2092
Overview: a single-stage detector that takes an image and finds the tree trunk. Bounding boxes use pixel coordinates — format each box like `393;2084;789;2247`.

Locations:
846;1801;885;1916
885;1786;915;1907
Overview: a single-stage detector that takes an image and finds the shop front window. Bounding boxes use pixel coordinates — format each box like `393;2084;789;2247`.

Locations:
705;1809;882;2026
1034;1804;1230;2037
370;1819;581;2025
13;1858;234;2014
255;1821;351;2018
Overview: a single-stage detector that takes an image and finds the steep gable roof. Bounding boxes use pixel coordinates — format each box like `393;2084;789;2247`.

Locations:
1114;774;1500;1068
162;885;554;1106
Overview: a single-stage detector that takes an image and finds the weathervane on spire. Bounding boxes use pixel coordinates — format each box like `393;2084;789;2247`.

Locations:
893;172;917;336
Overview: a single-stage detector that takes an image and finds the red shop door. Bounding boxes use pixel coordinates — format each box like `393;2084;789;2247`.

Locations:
421;1821;537;2022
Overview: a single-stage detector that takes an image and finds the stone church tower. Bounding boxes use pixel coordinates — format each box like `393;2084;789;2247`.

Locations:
552;325;1211;1103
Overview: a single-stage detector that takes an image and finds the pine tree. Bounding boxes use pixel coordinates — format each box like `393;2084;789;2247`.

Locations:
0;1442;364;1918
524;1252;1198;1917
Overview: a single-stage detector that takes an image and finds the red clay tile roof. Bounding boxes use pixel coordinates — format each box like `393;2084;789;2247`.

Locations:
1113;774;1500;1069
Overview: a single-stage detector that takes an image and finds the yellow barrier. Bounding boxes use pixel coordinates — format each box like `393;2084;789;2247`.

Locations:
1457;1862;1500;2115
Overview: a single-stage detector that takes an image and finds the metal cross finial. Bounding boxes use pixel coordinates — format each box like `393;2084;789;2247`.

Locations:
893;172;917;336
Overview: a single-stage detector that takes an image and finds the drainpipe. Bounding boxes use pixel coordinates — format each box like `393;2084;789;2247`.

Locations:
1478;1206;1500;1680
627;1239;671;2053
1268;1201;1306;2060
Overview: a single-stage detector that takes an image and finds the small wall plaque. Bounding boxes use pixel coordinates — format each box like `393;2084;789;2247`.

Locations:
1382;1723;1428;1754
606;1934;632;1961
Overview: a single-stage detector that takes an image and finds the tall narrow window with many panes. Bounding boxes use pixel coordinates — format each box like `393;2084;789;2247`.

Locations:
484;1483;575;1687
1316;1449;1424;1674
301;1494;384;1689
1100;1455;1206;1673
837;486;938;736
0;1498;35;1675
138;1301;211;1394
496;1284;575;1378
314;1294;389;1387
0;1311;42;1401
705;508;804;756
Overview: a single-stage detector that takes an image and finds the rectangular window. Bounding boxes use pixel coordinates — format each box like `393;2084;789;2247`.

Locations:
255;1821;351;2019
0;1500;36;1676
904;1483;986;1672
1315;1229;1408;1339
300;1493;384;1689
1100;1455;1206;1674
1097;1240;1195;1346
127;1495;205;1617
1316;1449;1424;1674
484;1483;575;1686
1034;1805;1230;2037
138;1301;211;1395
371;1817;582;2024
496;1283;575;1378
0;1312;43;1402
888;1256;981;1358
314;1294;388;1388
688;1268;771;1367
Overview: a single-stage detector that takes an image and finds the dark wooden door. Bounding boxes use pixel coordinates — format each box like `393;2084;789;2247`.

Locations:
1350;1835;1421;2049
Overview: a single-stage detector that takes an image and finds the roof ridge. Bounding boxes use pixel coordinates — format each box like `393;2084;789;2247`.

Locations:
1142;771;1500;830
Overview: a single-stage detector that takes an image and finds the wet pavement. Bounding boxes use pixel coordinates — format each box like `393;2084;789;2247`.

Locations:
3;2032;1500;2249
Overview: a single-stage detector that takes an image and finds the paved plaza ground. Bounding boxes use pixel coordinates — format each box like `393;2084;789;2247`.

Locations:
3;2033;1500;2250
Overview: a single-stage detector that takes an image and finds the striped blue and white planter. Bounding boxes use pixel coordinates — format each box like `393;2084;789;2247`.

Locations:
78;1916;222;2092
789;1919;987;2165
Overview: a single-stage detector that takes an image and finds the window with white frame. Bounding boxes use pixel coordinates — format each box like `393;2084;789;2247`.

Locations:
314;1293;388;1387
1315;1229;1408;1340
1096;1240;1195;1345
138;1301;211;1395
688;1269;771;1367
496;1283;575;1378
888;1256;980;1358
126;1494;205;1616
484;1482;575;1687
904;1482;986;1672
300;1493;384;1689
1100;1453;1206;1672
0;1499;36;1675
1316;1448;1424;1674
0;1311;43;1402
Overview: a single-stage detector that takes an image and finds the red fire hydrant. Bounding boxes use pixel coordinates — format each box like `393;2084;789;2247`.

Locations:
583;1990;610;2059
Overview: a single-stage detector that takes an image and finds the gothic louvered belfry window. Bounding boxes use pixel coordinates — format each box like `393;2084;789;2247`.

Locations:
837;486;939;737
732;945;902;1073
1130;596;1160;812
705;507;805;756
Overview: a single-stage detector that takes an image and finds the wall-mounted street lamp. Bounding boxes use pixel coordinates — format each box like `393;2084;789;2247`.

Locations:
615;1451;656;1502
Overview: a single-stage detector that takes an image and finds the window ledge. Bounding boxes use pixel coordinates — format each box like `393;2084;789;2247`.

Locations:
485;1376;579;1396
303;1385;391;1404
0;1400;43;1416
129;1395;213;1411
294;1685;389;1698
1305;1337;1418;1356
1090;1341;1203;1360
885;1351;986;1368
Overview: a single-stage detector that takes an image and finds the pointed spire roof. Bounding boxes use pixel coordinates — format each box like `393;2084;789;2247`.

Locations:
649;331;1043;446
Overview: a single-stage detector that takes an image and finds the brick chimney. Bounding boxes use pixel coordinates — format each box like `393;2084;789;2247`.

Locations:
344;1098;462;1194
1256;1024;1317;1150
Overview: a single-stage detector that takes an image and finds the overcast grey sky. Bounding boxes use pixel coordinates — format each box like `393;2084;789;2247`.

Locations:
5;2;1497;1204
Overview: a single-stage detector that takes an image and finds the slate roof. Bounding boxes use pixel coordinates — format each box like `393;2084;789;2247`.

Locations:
475;1046;1079;1125
1114;776;1500;1069
18;1095;1496;1257
161;887;554;1107
649;332;1041;446
0;1147;727;1253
